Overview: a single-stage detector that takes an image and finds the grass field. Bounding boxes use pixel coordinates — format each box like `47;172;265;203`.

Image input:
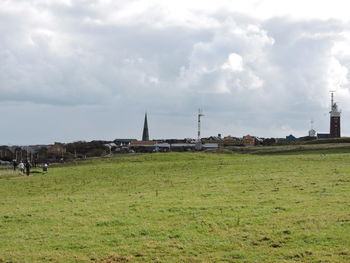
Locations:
0;151;349;262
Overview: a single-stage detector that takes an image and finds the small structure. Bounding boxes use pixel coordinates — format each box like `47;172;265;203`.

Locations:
286;134;297;142
308;120;316;137
317;133;330;139
154;143;170;152
243;135;259;146
308;129;316;137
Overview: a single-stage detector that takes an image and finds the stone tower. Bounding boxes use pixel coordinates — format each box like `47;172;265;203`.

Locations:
142;113;149;141
329;92;341;138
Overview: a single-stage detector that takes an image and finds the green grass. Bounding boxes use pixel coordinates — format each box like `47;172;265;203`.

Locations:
0;152;349;262
216;143;350;155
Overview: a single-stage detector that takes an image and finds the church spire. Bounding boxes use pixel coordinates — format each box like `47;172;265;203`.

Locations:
142;112;149;141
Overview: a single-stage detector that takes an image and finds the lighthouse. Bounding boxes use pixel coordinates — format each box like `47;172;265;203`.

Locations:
329;91;341;138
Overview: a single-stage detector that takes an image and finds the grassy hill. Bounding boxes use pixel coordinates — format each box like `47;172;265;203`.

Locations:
0;152;349;262
215;143;350;155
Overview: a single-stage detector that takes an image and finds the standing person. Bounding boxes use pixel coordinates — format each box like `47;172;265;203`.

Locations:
24;160;31;176
18;161;25;174
12;160;18;171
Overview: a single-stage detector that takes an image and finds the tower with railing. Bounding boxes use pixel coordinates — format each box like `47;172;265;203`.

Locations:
329;91;341;138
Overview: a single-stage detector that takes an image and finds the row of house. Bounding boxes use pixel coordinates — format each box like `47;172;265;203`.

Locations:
0;143;66;162
202;135;268;146
127;134;290;152
129;140;219;152
0;133;316;164
201;134;315;146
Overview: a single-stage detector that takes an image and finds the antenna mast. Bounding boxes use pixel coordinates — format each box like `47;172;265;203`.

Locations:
197;109;204;142
330;90;335;109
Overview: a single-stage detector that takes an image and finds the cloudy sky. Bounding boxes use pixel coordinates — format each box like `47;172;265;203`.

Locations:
1;0;350;145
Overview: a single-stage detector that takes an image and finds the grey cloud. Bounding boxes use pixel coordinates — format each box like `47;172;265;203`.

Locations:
1;3;350;144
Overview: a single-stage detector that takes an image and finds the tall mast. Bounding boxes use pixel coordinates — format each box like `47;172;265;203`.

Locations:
330;90;335;109
197;109;204;141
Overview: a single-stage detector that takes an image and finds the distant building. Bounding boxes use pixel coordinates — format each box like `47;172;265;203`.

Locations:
171;143;196;152
130;140;156;152
223;136;242;146
243;135;259;146
155;143;171;152
113;139;137;146
131;141;156;147
164;139;189;144
202;135;224;146
308;129;316;137
202;135;222;142
307;120;317;137
317;133;330;139
142;113;149;141
104;143;118;152
202;143;219;150
47;142;66;154
286;134;297;142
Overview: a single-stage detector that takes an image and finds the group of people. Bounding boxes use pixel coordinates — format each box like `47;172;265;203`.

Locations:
12;160;48;176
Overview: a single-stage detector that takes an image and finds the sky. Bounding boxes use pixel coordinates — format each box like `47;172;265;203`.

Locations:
1;0;350;145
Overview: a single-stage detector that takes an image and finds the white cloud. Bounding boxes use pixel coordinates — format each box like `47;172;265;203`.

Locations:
222;53;244;72
327;57;349;90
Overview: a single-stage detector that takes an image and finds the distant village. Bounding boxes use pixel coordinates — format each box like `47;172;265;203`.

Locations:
0;92;343;164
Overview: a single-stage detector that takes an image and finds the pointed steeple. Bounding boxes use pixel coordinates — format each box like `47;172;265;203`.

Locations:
142;112;149;141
